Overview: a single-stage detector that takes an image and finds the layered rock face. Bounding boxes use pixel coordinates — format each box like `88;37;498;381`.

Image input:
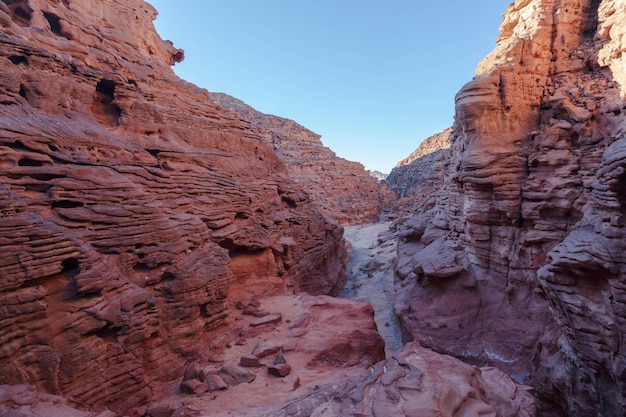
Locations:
385;127;451;199
394;0;626;415
209;93;392;225
0;0;348;411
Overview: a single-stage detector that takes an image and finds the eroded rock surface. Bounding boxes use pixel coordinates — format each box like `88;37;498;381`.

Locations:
0;384;115;417
394;0;626;415
149;293;385;415
0;0;347;411
210;92;395;225
207;342;536;417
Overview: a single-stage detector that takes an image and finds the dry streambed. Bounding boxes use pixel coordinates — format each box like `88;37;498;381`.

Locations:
339;221;403;353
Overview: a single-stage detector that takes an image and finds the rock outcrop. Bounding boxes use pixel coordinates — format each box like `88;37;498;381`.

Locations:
0;0;347;411
209;92;394;225
385;128;451;199
208;342;536;417
369;169;388;182
394;0;626;415
144;293;386;415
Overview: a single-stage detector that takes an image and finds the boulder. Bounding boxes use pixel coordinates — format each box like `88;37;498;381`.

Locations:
217;364;256;386
180;379;209;395
239;355;261;368
267;364;292;378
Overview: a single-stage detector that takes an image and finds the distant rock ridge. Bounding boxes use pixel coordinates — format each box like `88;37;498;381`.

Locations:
369;170;388;182
209;92;394;225
385;128;451;199
392;0;626;415
395;127;452;168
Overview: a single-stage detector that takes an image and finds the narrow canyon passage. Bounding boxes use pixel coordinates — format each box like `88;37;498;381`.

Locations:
338;221;404;353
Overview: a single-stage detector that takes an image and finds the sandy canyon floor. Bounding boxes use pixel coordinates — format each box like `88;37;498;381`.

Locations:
145;221;399;416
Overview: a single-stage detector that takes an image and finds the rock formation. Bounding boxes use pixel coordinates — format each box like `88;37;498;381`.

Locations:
0;0;348;411
209;92;394;225
207;342;536;417
394;0;626;415
369;169;388;182
146;293;385;415
4;0;626;415
385;127;451;199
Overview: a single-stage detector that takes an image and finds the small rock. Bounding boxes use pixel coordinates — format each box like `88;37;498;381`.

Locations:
235;301;245;309
250;313;282;327
273;349;286;365
218;363;256;386
248;298;261;308
268;363;292;377
182;362;204;382
203;373;228;392
240;355;261;368
251;341;282;359
234;337;247;346
180;379;209;395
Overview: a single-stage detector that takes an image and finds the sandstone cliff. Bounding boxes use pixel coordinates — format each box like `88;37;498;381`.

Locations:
0;0;348;411
209;92;393;225
385;127;451;199
394;0;626;415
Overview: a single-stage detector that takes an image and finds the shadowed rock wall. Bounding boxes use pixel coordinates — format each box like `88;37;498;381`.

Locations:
394;0;626;415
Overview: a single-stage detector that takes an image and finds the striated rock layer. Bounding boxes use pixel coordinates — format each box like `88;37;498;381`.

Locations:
394;0;626;416
0;0;348;411
209;92;394;225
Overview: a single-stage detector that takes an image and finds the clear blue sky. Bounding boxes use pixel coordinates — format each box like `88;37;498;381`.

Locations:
148;1;511;174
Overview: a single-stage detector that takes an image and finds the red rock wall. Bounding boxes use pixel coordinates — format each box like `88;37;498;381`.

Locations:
0;0;347;410
394;0;626;415
210;93;391;225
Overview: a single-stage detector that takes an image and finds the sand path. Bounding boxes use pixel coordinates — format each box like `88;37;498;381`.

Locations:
339;220;403;353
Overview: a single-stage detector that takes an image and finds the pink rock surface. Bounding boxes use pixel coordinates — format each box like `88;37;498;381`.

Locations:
212;342;535;417
0;0;347;412
0;384;113;417
249;313;283;327
210;92;395;225
392;0;626;415
283;295;385;368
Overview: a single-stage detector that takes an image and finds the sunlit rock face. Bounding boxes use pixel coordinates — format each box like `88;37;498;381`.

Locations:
394;0;626;415
0;0;348;410
209;92;393;225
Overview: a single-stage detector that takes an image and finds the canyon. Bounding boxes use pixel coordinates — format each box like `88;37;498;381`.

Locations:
0;0;625;417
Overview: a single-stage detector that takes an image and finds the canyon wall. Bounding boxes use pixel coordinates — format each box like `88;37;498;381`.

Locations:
394;0;626;415
209;92;392;225
385;127;451;199
0;0;349;410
